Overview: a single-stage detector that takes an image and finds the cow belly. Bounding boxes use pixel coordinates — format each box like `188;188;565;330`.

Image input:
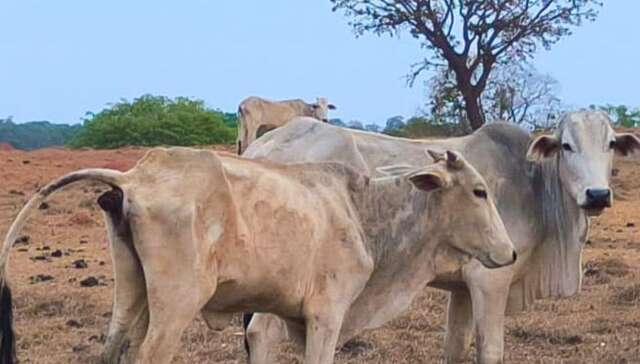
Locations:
204;279;306;318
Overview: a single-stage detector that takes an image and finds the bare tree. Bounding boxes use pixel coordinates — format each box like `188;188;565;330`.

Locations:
427;61;562;129
331;0;601;130
428;66;469;130
484;61;562;127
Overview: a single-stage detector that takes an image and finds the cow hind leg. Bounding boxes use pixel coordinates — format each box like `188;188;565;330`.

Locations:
121;304;149;364
134;287;202;364
444;290;474;363
131;232;213;363
246;313;292;364
98;189;148;364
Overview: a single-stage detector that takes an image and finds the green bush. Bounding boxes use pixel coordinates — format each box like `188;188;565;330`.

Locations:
68;95;237;149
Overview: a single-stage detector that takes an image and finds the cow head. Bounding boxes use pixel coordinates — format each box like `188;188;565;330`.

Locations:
377;150;517;269
311;97;336;123
527;111;640;215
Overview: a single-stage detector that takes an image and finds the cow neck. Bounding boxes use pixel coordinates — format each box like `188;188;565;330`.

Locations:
339;177;442;338
533;155;589;295
355;177;438;270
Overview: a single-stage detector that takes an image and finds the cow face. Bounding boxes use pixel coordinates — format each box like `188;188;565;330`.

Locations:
527;111;640;215
378;150;517;269
311;97;336;123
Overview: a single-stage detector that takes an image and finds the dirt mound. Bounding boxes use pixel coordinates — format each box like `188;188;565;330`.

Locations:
0;141;14;150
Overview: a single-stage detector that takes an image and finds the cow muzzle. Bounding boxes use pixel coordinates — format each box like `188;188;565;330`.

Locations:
581;187;612;215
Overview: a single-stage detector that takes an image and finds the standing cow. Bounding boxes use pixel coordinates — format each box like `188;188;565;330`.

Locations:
236;96;336;154
243;111;640;363
0;147;516;364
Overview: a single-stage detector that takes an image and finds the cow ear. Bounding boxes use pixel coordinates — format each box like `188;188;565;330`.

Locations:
527;135;560;162
426;149;446;162
376;164;415;177
612;133;640;156
408;169;450;192
328;104;337;110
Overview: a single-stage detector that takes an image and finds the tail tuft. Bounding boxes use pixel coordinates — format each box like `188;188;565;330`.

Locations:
0;284;15;364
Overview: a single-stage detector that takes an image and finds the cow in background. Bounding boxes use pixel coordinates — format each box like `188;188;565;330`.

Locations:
236;96;336;154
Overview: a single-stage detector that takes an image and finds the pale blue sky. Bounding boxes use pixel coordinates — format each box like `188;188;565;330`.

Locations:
0;1;637;125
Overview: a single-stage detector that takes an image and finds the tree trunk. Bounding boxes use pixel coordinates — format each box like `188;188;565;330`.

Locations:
451;64;486;132
463;93;485;131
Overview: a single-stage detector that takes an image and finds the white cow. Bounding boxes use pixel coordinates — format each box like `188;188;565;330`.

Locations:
243;111;640;363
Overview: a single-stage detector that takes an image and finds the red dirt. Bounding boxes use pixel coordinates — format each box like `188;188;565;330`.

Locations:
0;145;638;363
0;142;14;151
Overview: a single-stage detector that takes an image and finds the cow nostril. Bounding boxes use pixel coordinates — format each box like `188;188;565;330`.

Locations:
512;251;518;262
586;188;611;201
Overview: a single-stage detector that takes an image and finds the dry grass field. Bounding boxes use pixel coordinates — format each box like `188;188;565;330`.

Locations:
0;146;638;363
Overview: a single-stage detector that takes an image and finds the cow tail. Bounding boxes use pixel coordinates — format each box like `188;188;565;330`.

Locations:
237;105;245;155
0;284;14;364
0;168;124;363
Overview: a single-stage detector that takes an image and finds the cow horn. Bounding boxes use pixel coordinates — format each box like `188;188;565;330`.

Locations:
445;150;464;170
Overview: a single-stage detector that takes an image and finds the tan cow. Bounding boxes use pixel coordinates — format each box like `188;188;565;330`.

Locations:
236;96;336;154
0;147;515;364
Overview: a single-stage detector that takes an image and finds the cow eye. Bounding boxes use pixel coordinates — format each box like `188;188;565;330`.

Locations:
473;189;487;199
562;143;573;152
609;140;617;150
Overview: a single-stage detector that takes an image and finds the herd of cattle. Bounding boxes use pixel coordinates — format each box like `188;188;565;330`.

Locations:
0;96;639;364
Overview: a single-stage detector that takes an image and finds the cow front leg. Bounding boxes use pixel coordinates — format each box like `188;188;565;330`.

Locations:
444;290;474;363
304;312;344;364
467;273;511;364
246;313;291;364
